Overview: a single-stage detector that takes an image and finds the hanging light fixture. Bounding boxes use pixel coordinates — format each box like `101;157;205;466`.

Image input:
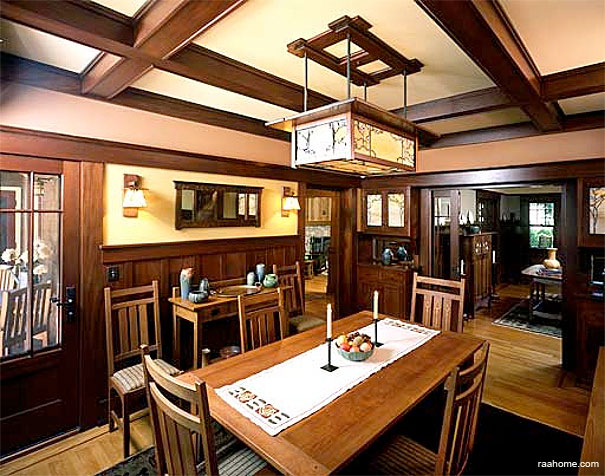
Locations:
266;16;437;176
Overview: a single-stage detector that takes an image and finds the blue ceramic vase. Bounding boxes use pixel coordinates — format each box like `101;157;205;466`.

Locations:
180;268;193;300
255;263;266;283
396;245;411;262
246;271;256;286
382;248;394;266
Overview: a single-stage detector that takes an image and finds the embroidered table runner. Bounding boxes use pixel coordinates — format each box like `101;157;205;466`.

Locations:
216;318;440;436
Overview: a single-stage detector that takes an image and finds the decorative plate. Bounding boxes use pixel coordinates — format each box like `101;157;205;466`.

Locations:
215;285;262;297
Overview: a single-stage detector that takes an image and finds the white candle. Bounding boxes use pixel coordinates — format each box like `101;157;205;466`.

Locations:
492;250;496;264
373;290;379;320
461;259;465;275
326;303;332;339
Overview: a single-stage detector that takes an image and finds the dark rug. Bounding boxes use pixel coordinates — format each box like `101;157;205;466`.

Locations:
346;396;583;476
493;300;562;338
96;446;155;476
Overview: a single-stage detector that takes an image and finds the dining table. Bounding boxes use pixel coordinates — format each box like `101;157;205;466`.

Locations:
180;311;485;476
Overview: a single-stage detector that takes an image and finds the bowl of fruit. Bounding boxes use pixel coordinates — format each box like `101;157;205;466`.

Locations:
335;332;374;361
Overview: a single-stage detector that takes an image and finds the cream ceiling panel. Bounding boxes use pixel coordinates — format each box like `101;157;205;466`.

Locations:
132;69;296;121
91;0;147;17
0;19;99;73
558;92;605;115
500;0;605;74
193;0;494;109
423;108;529;135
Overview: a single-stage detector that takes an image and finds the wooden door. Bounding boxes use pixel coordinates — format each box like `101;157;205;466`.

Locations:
0;157;80;456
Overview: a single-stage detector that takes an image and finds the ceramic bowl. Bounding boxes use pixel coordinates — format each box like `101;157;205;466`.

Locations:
188;290;209;303
336;344;374;362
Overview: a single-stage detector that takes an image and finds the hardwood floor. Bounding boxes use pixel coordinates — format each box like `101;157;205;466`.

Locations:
305;273;330;320
465;283;590;437
2;283;590;475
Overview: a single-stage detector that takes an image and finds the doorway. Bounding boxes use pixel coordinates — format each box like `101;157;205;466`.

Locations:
0;158;80;457
303;188;339;320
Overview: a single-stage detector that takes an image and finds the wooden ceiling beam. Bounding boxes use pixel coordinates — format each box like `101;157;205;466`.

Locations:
415;0;561;132
0;54;289;142
0;0;334;112
542;62;605;101
392;87;516;123
81;0;246;98
426;110;604;149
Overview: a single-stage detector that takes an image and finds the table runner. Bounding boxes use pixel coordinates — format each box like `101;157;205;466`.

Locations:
216;318;440;436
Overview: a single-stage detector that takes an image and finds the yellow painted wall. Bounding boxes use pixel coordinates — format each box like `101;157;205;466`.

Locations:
104;164;298;245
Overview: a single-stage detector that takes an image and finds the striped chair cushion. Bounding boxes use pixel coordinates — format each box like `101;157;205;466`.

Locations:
198;446;267;476
369;434;437;476
289;315;325;334
111;360;180;393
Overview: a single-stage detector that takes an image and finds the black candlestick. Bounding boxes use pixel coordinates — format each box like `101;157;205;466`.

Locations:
321;338;338;372
373;318;384;347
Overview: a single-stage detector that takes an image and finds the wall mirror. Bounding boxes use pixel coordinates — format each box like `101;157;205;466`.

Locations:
174;181;262;229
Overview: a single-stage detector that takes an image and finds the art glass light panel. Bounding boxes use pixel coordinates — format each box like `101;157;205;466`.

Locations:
353;120;415;169
589;187;605;234
295;118;349;164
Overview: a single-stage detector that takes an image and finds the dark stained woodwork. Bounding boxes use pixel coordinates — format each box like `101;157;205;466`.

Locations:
0;125;360;189
0;54;289;142
181;312;485;476
362;158;605;188
82;0;246;98
356;264;413;319
416;0;561;131
577;176;605;248
392;87;515;123
0;0;333;112
542;62;605;102
460;233;494;317
427;110;604;149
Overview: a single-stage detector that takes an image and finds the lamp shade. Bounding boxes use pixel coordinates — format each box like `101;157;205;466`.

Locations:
283;196;301;211
123;188;147;208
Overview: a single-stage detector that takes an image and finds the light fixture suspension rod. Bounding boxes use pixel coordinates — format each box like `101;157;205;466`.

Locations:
403;69;408;118
364;82;367;101
304;52;309;112
346;32;351;99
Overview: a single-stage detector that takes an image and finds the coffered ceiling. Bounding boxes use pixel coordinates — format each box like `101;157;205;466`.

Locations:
0;0;603;148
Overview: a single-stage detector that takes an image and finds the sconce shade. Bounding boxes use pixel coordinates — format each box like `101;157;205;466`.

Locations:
283;196;301;211
123;188;147;209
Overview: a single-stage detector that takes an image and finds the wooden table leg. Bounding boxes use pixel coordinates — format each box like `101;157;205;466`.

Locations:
173;309;181;368
193;321;203;369
529;280;535;322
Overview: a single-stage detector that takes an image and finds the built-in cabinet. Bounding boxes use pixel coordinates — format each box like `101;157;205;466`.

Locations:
357;263;413;319
578;177;605;248
361;187;417;237
460;233;494;317
576;295;605;384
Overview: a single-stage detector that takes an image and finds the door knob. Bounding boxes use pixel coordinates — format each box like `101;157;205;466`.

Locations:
51;286;77;322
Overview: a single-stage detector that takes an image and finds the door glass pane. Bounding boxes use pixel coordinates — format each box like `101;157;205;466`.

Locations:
0;171;30;210
387;193;405;227
33;212;60;350
33;174;61;210
433;196;451;279
366;194;382;227
589;187;605;234
1;210;30;358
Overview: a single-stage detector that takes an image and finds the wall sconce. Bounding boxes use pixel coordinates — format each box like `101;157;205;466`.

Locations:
122;174;147;217
282;186;300;217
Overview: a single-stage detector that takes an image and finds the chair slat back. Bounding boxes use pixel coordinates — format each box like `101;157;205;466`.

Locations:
32;281;52;335
141;346;217;476
273;262;304;317
0;266;17;291
238;290;285;352
1;287;28;354
436;342;489;476
410;272;466;332
104;281;161;375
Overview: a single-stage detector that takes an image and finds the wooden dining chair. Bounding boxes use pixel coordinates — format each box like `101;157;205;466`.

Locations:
0;266;17;291
272;262;324;335
1;281;52;356
237;289;286;352
410;272;466;332
104;280;180;458
369;342;490;476
140;345;270;476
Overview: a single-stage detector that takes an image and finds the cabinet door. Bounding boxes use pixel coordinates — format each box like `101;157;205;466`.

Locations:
473;259;483;300
357;279;378;312
382;284;404;319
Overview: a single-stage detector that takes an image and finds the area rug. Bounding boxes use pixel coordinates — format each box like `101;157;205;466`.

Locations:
493;300;562;338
